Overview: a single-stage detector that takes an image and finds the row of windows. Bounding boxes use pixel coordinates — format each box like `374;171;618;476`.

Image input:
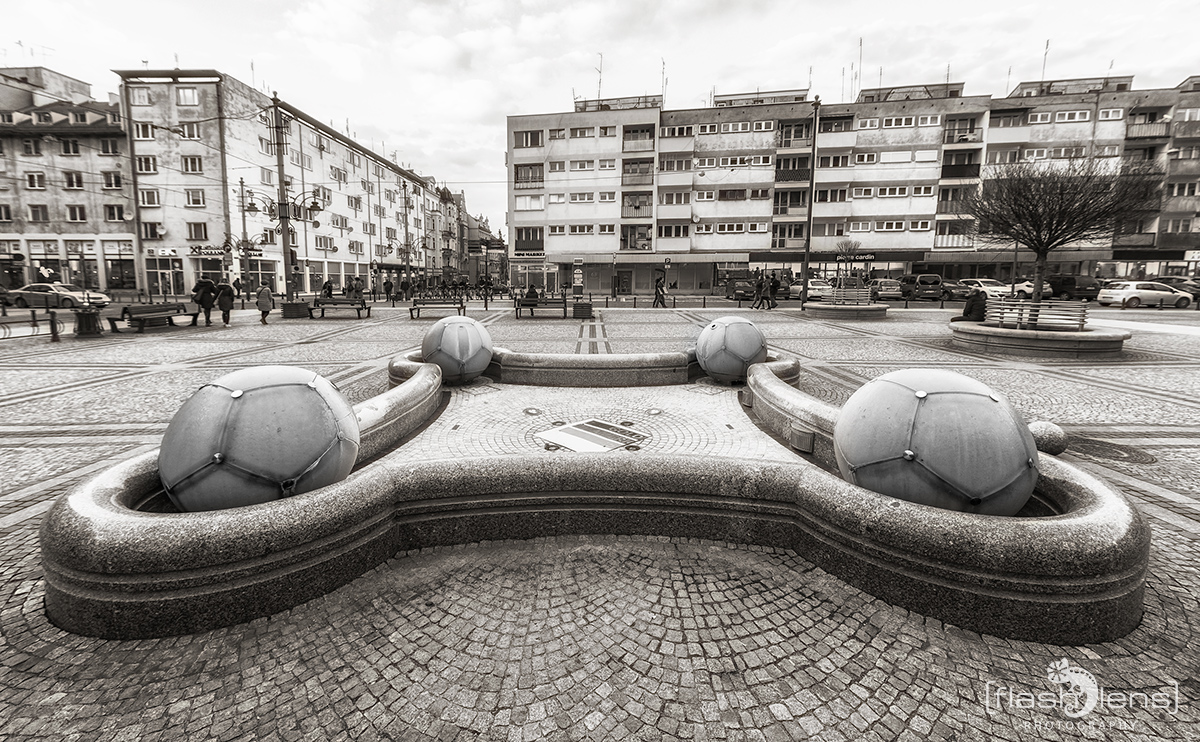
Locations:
4;137;122;156
536;222;774;236
133;155;204;174
0;203;140;224
129;87;200;107
1166;182;1199;197
138;189;207;207
22;171;124;189
848;220;933;232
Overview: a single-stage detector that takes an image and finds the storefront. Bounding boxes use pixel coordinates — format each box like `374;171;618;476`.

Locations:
144;248;186;298
0;241;27;288
28;240;64;283
102;240;137;290
65;241;101;290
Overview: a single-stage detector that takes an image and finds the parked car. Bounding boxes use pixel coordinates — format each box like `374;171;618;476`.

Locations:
1097;281;1192;308
897;274;943;301
1045;274;1101;301
1010;279;1054;299
1152;276;1200;299
787;278;831;300
7;283;111;309
940;280;972;301
958;278;1011;299
829;276;865;289
868;279;903;301
725;279;755;301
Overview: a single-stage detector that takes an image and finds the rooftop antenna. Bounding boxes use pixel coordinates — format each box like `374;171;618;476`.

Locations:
174;53;179;68
1041;39;1050;83
661;58;667;106
595;53;603;100
879;66;883;89
251;60;255;87
142;59;148;69
858;37;863;99
841;67;845;102
808;66;812;89
1006;65;1012;95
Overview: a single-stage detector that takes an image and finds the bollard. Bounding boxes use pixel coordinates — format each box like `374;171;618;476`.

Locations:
48;310;60;343
605;296;609;308
634;296;637;308
672;296;676;309
702;296;706;309
1158;299;1164;311
29;310;38;328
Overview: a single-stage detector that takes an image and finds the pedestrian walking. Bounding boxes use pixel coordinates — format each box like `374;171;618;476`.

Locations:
191;276;217;326
352;277;364;300
400;279;411;301
768;272;780;309
652;276;667;308
383;278;394;301
320;279;334;298
256;280;274;325
751;273;766;309
214;277;235;328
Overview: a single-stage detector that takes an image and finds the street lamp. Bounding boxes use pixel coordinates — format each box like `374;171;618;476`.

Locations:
235;177;324;300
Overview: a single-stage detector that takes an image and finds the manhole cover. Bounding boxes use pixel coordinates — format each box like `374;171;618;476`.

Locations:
1068;437;1157;464
534;419;649;452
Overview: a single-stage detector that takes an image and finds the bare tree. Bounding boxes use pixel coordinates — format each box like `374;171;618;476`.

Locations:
961;156;1160;301
834;239;861;280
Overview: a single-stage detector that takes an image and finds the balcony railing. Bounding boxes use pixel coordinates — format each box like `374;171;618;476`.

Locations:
778;135;813;148
1173;121;1200;139
1112;233;1156;246
621;173;654;186
775;168;810;182
772;205;808;216
1125;122;1170;139
933;233;975;248
1157;232;1200;248
514;179;544;190
943;129;982;144
940;163;981;179
936;201;967;214
622;139;655;152
621;205;653;218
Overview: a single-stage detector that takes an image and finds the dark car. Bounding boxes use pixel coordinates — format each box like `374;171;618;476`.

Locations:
897;273;944;301
1046;274;1101;301
724;279;755;301
940;280;971;300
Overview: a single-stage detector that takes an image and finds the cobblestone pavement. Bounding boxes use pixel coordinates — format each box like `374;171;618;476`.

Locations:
1;302;1198;741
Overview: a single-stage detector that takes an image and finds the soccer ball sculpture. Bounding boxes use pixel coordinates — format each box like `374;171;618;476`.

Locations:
695;316;768;383
159;366;360;512
833;369;1038;516
421;316;494;384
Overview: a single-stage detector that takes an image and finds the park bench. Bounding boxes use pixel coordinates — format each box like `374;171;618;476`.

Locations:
514;295;569;318
311;297;371;319
409;298;466;319
106;303;201;333
983;298;1087;331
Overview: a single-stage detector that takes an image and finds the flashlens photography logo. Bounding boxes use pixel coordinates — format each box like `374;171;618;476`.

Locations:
985;658;1180;728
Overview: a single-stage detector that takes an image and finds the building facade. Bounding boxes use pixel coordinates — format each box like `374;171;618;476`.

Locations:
506;74;1200;293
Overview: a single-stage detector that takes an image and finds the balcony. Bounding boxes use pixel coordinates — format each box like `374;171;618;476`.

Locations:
778;135;813;149
622;139;655;153
514;179;544;190
940;163;980;179
657;203;691;220
936;201;967;214
943;129;983;145
1125;122;1170;139
775;168;810;182
1113;233;1156;246
934;234;975;248
772;205;808;217
1173;121;1200;140
1168;158;1200;176
1157;232;1200;248
622;173;653;186
621;205;653;218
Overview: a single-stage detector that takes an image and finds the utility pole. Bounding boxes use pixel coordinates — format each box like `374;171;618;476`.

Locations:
800;96;821;311
238;178;250;308
272;94;295;301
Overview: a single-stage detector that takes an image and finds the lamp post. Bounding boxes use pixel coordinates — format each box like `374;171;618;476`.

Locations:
800;95;821;311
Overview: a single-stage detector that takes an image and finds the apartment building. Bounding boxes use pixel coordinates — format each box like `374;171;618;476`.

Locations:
506;74;1200;293
0;67;136;290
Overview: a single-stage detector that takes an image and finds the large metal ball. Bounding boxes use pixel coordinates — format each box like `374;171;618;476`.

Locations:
421;316;494;384
695;316;768;383
159;366;360;512
833;369;1038;516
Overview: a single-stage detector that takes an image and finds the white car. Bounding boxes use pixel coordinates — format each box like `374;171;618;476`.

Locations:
1097;281;1192;308
8;283;111;309
788;279;831;300
958;278;1011;299
1009;280;1053;299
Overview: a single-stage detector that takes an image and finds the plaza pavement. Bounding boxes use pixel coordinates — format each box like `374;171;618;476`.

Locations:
0;300;1198;741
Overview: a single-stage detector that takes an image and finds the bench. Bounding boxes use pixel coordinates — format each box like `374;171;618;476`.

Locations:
409;298;466;319
106;303;201;333
311;297;371;319
514;295;569;318
984;298;1087;332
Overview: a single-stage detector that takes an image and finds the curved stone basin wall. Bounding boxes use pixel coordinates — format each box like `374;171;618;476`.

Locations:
40;352;1148;644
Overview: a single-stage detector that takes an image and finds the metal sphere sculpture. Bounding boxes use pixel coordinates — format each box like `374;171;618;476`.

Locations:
159;366;360;512
421;316;494;384
833;369;1038;516
695;316;768;384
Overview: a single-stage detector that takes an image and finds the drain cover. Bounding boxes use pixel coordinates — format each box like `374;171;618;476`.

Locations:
534;419;649;452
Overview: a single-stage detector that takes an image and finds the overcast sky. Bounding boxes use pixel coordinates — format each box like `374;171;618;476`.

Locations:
8;0;1199;235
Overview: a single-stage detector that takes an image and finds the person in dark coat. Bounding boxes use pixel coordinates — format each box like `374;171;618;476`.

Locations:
750;273;766;309
951;287;988;322
214;277;236;328
321;279;334;298
400;279;411;301
768;272;781;309
383;278;394;301
256;280;274;325
191;276;217;326
352;277;364;300
523;284;540;316
653;276;667;308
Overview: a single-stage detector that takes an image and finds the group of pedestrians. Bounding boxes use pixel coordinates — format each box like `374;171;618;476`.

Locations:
750;271;781;310
191;276;276;327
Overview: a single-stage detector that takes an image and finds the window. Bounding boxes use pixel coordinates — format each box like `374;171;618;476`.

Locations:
911;185;934;196
599;159;616;170
176;87;199;106
720;122;751;133
60;139;80;155
515;163;544;184
1050;146;1086;158
695;157;716;168
67;205;86;222
875;220;905;231
102;171;122;189
747;222;768;233
570;127;595;138
987;149;1021;164
1180;109;1200;122
599;191;616;202
548;128;565;140
878;186;908;197
105;204;125;222
855;153;877;164
261;167;278;185
64;171;84;189
719;156;752;167
0;113;10;123
569;192;594;203
22;139;41;156
852;187;874;198
570;160;594;171
548;161;565;172
362;222;377;236
100;138;120;155
141;222;164;239
718;189;746;201
569;224;593;235
1167;182;1198;197
291;150;313;169
348;195;362;211
36;111;52;123
26;172;45;189
658;224;690;238
1099;109;1124;121
749;188;770;199
1055;110;1090;122
1163;219;1193;233
695;223;713;234
849;221;871;232
883;116;915;128
857;118;879;129
818;155;850;168
660;156;691;171
1028;112;1052;124
515;195;544;210
359;179;374;194
598;224;615;234
136;156;157;174
134;122;155;139
661;191;690;205
695;190;715;201
815;189;847;202
28;205;49;222
1023;148;1047;160
548;193;565;204
660;125;693;137
139;189;160;207
751;155;772;166
348;152;361;168
697;124;718;134
917;114;941;126
1099;145;1120;157
0;205;10;222
991;113;1023;128
514;130;543;148
819;119;852;132
752;121;775;131
180;189;204;207
130;88;151;106
181;156;203;173
548;225;565;235
315;236;335;250
716;223;745;233
599;126;616;137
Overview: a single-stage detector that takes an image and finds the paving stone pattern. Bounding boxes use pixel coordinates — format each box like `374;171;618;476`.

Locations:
1;304;1198;740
